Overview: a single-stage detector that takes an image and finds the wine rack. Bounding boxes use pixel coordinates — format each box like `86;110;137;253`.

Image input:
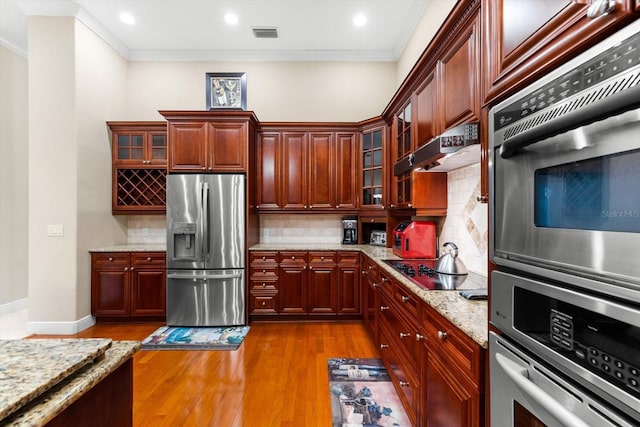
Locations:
114;168;166;214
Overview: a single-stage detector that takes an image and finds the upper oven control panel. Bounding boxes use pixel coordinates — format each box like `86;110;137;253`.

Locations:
494;29;640;131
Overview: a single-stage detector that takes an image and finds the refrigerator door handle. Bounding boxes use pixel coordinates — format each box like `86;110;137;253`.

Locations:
167;272;243;280
202;181;209;263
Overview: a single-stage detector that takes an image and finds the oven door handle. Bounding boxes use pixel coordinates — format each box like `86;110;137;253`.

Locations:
495;353;590;427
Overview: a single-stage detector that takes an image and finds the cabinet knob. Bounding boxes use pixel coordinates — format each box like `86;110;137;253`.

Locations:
370;218;374;222
415;334;424;341
309;266;313;270
373;283;379;288
262;256;266;261
438;331;448;340
261;301;266;307
262;269;266;273
147;257;152;261
381;277;388;282
476;195;488;203
401;295;409;302
130;267;135;271
202;166;206;170
380;343;389;349
108;257;113;262
291;256;295;260
262;283;266;288
399;332;411;339
320;256;324;261
124;267;128;271
399;381;410;387
380;305;389;312
368;265;373;270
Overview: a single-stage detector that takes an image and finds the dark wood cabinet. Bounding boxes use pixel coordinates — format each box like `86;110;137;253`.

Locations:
256;125;358;212
160;110;258;173
483;0;638;105
337;252;360;315
412;171;448;216
278;251;308;314
107;122;167;215
91;252;166;319
361;257;380;342
415;71;439;148
308;252;337;314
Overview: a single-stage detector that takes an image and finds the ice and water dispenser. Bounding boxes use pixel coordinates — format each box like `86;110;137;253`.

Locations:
171;222;197;260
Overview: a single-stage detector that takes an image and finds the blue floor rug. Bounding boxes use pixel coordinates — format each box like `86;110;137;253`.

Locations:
141;326;250;350
328;358;410;426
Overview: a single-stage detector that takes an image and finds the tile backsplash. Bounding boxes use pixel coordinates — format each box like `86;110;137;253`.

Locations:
260;214;343;243
437;163;488;277
127;216;166;244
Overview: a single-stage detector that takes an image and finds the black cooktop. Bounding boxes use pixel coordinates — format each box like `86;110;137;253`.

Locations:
383;259;467;290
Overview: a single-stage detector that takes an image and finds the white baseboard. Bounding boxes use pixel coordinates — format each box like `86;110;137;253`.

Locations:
0;298;28;315
26;315;96;335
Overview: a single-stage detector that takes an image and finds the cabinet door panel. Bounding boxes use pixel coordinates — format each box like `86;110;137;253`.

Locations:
281;132;308;210
256;132;281;209
308;132;334;209
279;266;307;314
207;122;246;171
130;269;166;316
92;270;129;316
415;71;438;148
334;132;357;209
168;122;207;172
337;266;360;314
308;266;336;313
440;16;480;129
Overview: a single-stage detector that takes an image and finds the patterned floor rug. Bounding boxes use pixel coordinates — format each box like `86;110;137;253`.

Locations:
328;358;410;427
141;325;250;350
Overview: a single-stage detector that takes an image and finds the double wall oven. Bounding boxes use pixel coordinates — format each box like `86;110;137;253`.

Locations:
489;19;640;426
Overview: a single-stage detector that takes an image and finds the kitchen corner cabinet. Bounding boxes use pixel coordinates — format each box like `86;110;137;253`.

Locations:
256;125;358;212
483;0;638;105
160;110;259;173
91;252;166;319
107;121;167;215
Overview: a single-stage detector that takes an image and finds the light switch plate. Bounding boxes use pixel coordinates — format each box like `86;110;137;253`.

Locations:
47;224;64;237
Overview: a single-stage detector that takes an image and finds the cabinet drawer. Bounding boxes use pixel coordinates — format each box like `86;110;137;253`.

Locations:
338;251;359;265
421;302;484;387
250;292;278;314
379;293;420;368
250;279;278;291
279;251;307;265
308;251;336;265
394;283;419;319
362;256;380;281
250;267;278;280
250;251;279;265
92;253;129;267
379;323;419;426
378;271;395;296
131;252;166;267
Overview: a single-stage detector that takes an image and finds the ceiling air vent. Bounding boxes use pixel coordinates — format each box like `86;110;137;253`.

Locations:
252;27;278;39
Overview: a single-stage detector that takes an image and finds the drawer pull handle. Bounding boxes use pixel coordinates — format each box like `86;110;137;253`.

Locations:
147;257;152;261
262;269;266;273
380;306;389;312
262;256;266;261
291;256;295;260
368;265;373;270
261;301;266;307
130;267;134;271
415;334;424;341
380;344;389;349
108;257;113;262
321;256;325;261
399;381;410;387
262;283;266;288
438;331;448;340
373;283;379;288
401;295;409;302
399;333;411;339
381;277;388;282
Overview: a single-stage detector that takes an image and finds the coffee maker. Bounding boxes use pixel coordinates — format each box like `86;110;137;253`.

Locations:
342;218;358;244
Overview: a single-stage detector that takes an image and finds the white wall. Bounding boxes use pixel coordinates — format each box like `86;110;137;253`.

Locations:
0;46;28;306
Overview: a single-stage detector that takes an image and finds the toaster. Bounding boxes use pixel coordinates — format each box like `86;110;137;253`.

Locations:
369;230;387;246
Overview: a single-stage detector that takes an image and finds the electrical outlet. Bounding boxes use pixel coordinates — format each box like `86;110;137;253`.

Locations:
47;224;64;237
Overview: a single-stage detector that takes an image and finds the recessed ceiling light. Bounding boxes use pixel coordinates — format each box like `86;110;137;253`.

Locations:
353;14;367;27
225;13;239;25
119;12;136;25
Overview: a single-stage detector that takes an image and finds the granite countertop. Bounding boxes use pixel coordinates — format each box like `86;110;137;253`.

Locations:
89;244;166;252
250;243;489;348
0;340;140;426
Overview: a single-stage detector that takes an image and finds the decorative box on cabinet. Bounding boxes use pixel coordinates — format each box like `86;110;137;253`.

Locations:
107;121;167;215
91;252;166;319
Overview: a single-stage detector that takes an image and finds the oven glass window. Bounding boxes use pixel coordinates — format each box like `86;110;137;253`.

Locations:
534;149;640;232
514;402;546;427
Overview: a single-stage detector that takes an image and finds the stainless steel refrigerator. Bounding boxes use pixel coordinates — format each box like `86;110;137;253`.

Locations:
166;174;245;326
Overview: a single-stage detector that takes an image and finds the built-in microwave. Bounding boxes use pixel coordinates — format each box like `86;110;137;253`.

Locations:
489;19;640;303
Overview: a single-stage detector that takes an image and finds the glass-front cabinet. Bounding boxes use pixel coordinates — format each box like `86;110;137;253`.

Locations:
396;102;412;161
361;127;384;208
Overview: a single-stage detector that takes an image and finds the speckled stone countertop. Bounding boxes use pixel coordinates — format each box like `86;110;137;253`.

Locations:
0;340;140;426
88;244;166;252
250;243;488;348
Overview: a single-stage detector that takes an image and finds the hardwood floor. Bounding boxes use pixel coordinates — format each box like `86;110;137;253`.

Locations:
35;321;379;426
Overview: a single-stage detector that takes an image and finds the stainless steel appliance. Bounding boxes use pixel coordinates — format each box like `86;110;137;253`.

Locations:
490;19;640;302
383;259;468;290
392;220;436;259
490;271;640;426
342;218;358;244
166;174;245;326
369;230;386;246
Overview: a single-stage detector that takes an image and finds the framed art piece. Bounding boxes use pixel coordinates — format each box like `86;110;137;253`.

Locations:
206;72;247;110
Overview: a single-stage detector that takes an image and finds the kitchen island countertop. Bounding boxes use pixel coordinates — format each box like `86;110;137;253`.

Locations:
0;340;140;426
